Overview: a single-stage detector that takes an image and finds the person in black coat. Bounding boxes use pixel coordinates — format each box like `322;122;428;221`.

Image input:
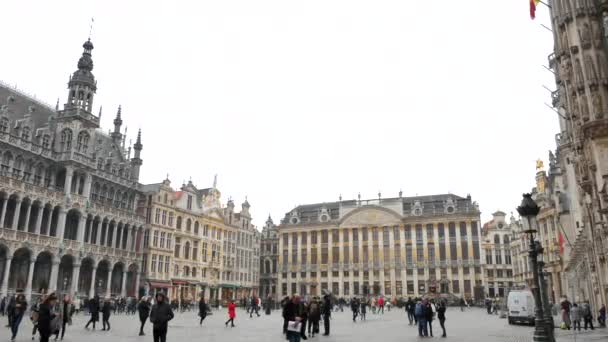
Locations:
84;296;99;329
150;292;174;342
198;297;207;325
137;296;151;336
37;293;58;342
437;301;447;338
321;294;331;336
425;301;434;337
101;299;112;331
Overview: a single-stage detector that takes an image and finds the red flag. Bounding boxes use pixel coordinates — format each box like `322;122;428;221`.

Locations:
559;231;565;255
530;0;541;19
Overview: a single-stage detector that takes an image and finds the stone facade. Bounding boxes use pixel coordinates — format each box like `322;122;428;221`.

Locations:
481;211;516;298
0;39;145;301
260;216;279;303
275;193;484;301
545;0;608;308
140;178;260;304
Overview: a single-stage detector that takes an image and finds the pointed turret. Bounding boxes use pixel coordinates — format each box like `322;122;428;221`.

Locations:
130;129;143;180
111;105;123;143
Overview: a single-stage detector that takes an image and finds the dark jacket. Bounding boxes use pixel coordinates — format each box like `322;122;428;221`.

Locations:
12;296;27;317
283;301;300;321
308;301;321;321
424;303;434;321
198;299;207;317
102;302;112;320
138;301;151;321
321;296;331;317
37;303;56;336
89;297;100;321
437;305;446;320
150;301;174;329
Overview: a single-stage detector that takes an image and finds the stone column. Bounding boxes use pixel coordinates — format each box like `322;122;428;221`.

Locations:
1;256;12;297
134;272;141;299
83;173;92;199
49;257;60;292
71;262;81;297
95;220;102;245
11;198;22;229
126;227;132;251
0;196;8;228
64;167;73;196
45;209;54;236
23;202;32;232
89;267;97;298
25;257;36;301
34;205;44;235
56;208;67;239
77;215;86;242
106;267;112;297
120;271;127;297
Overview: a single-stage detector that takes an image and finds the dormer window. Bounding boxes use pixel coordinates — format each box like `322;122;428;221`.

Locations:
21;126;30;141
187;195;193;210
0;117;9;133
60;128;72;151
41;135;50;149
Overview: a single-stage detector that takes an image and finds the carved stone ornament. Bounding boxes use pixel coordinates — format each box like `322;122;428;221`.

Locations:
575;58;585;84
561;28;569;51
584;55;598;82
580;93;590;121
580;23;592;49
562;61;573;82
592;90;604;119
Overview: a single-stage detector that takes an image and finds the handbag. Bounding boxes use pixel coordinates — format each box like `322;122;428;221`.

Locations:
287;320;301;332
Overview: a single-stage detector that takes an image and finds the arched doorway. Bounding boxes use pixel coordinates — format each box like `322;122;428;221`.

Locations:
32;251;53;295
127;263;138;297
8;247;31;292
64;209;80;240
95;260;111;297
111;262;124;295
79;258;95;296
57;254;74;295
0;244;9;290
4;194;20;229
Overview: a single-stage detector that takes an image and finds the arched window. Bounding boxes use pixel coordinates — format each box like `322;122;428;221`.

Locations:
60;128;72;151
41;135;50;149
184;266;190;277
76;131;89;153
108;188;115;205
194;221;199;235
174;264;179;277
192;267;197;278
176;216;182;229
494;235;500;245
265;260;271;274
92;183;100;200
184;241;191;259
0;117;9;133
186;218;192;232
21;126;30;141
503;235;510;244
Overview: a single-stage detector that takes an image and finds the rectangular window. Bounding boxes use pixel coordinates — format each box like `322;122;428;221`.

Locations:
426;224;434;240
332;230;339;243
459;222;467;239
406;244;413;265
187;195;193;210
168;212;174;227
165;256;170;273
449;222;456;238
175;237;181;258
384;281;391;295
352;229;358;241
439;243;446;261
404;225;411;240
382;227;389;245
321;247;328;264
428;244;435;264
160;232;166;248
311;231;317;244
393;226;400;241
471;222;478;237
302;249;308;264
362;228;368;241
332;246;339;263
167;233;172;249
155;208;160;223
322;231;328;243
151;254;157;272
162;210;167;225
450;242;457;260
354;281;360;295
452;280;460;293
343;230;349;242
396;281;402;296
438;223;445;240
343;246;349;263
353;246;359;263
473;241;480;260
301;232;307;245
407;281;414;294
464;280;471;294
311;248;318;264
462;242;469;260
372;228;378;242
158;255;163;273
153;231;159;247
415;225;423;243
416;245;424;262
373;245;379;263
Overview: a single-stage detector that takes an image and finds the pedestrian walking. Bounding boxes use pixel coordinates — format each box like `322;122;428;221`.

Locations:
249;296;260;318
37;293;58;342
138;296;151;336
571;303;582;331
54;294;73;341
225;300;236;327
84;296;99;329
415;300;428;337
599;304;606;327
459;297;466;312
298;296;308;340
360;298;367;321
101;298;112;331
561;297;572;330
378;297;385;315
30;296;42;341
10;293;27;342
582;301;595;330
426;300;435;337
198;297;207;325
307;297;321;337
437;301;447;338
284;295;303;342
350;297;360;322
405;297;415;325
321;293;331;336
150;292;174;342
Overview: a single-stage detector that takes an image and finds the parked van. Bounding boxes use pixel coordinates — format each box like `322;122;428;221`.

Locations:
507;290;535;325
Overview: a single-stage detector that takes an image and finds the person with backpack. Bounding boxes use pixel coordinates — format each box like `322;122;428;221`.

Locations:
582;301;595;330
307;297;321;337
415;299;428;337
37;293;58;342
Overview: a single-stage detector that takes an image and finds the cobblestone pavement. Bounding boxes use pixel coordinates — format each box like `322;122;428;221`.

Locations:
1;307;606;342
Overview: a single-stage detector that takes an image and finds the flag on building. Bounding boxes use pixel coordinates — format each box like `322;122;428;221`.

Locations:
530;0;541;19
559;231;566;255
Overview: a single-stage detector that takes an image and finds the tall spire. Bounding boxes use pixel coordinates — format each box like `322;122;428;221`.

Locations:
111;105;123;143
61;38;99;127
130;129;143;181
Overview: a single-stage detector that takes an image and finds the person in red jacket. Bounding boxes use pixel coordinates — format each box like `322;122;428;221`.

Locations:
378;297;385;314
225;300;236;327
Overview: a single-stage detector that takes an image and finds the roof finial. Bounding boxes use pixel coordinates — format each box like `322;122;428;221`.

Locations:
213;174;218;188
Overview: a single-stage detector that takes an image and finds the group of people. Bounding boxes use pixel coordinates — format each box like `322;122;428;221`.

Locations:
282;294;332;342
3;291;67;342
560;297;606;331
404;297;447;338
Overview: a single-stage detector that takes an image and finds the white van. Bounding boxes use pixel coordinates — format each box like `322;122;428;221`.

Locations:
507;290;536;325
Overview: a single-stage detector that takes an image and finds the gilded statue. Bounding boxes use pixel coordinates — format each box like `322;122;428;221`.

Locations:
536;159;545;170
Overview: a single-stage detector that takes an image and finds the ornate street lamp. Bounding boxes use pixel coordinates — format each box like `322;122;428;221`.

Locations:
517;194;555;342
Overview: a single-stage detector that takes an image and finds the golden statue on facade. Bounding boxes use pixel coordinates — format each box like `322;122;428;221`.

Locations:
536;159;544;171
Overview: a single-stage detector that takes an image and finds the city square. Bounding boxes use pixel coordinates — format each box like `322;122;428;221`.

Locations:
1;306;607;342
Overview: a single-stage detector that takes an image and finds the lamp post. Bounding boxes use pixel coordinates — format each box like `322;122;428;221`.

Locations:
516;193;555;342
536;246;555;338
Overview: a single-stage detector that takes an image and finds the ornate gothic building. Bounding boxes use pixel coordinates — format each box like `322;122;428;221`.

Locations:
546;0;608;307
260;215;279;302
0;39;146;301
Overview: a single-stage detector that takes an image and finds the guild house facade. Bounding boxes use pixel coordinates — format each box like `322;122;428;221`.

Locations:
141;177;260;303
275;193;484;301
0;39;146;301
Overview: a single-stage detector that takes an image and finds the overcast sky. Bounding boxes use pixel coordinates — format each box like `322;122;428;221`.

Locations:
0;1;557;227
